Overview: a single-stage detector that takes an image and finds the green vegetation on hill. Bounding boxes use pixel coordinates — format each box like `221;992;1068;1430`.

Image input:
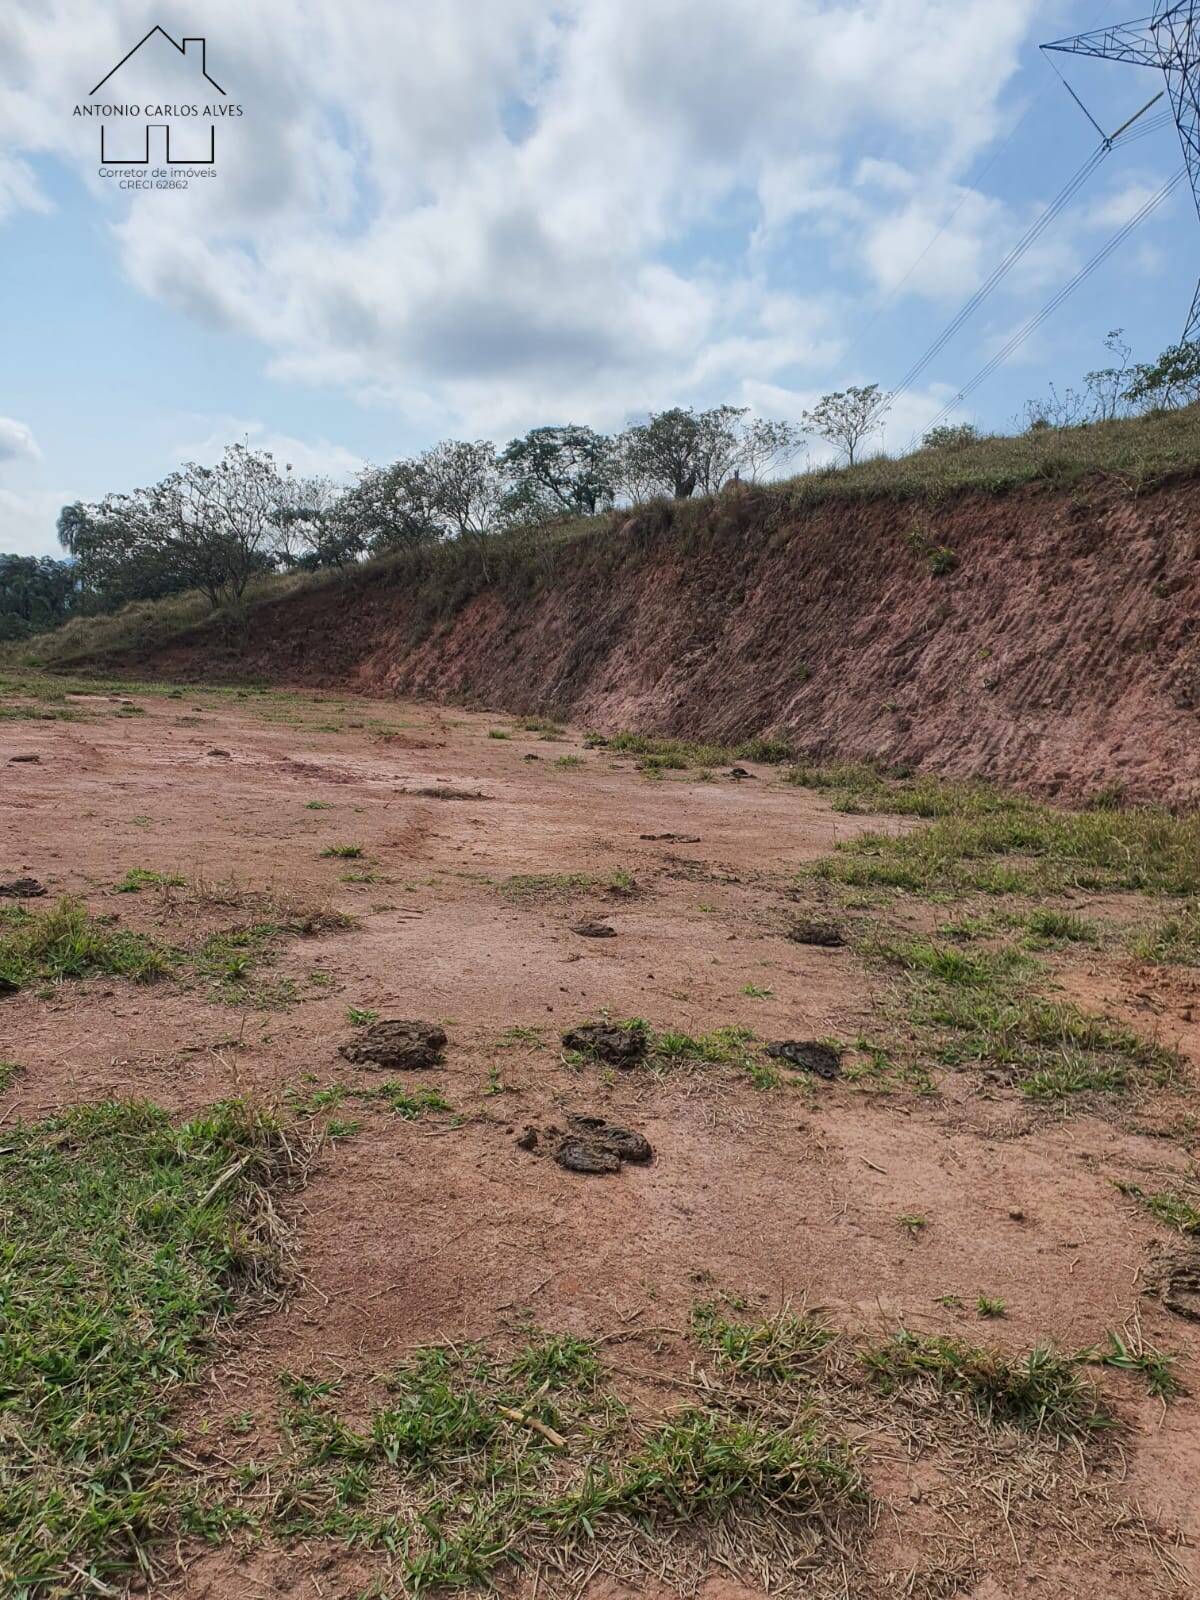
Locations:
5;404;1199;674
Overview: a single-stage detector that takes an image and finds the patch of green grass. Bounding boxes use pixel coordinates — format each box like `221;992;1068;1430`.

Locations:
1090;1327;1181;1401
868;936;1035;989
115;868;187;894
603;730;796;771
862;1331;1108;1436
185;1333;863;1593
488;728;510;740
784;761;1015;819
0;701;82;722
928;545;958;576
498;871;597;900
287;1081;450;1124
562;1018;778;1090
0;1059;24;1092
1116;1181;1200;1235
498;1024;543;1046
304;801;334;811
193;924;282;1001
1130;900;1200;965
976;1295;1006;1319
649;1024;751;1064
929;987;1173;1100
0;1098;307;1593
513;715;565;737
320;844;365;860
0;896;170;990
506;1333;600;1389
1022;909;1098;947
816;806;1200;898
646;1024;772;1088
554;754;583;769
741;982;773;999
364;1083;451;1121
842;1039;936;1097
692;1304;834;1380
897;1213;928;1238
345;1006;379;1026
866;934;1176;1102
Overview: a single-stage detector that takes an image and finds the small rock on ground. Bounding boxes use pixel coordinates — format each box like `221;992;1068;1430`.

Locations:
0;877;47;899
570;921;616;938
555;1136;622;1174
561;1022;647;1067
765;1039;842;1080
787;921;845;948
567;1113;652;1164
340;1019;447;1069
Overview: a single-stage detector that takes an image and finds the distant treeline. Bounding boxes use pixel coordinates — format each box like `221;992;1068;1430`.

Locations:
4;407;802;638
3;335;1197;641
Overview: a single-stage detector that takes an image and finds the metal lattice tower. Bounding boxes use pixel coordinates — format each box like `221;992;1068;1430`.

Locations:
1044;1;1200;341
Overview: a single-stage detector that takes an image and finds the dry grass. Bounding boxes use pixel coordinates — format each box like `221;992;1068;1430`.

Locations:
171;1309;1188;1599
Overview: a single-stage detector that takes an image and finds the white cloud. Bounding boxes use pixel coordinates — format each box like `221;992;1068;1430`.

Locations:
171;417;366;481
0;416;40;463
0;155;51;224
0;0;1043;437
0;487;68;556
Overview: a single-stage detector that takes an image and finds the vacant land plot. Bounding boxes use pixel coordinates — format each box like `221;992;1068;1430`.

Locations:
2;673;1199;1599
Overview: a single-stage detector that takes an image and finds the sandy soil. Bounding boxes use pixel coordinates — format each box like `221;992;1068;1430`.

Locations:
2;684;1198;1598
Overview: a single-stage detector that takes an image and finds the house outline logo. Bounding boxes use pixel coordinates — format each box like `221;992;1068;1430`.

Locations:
79;26;237;169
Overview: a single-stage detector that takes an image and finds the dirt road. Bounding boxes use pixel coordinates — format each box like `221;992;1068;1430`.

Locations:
3;681;1197;1598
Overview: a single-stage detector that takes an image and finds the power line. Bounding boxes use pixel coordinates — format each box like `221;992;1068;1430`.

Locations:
1043;1;1200;341
882;144;1108;410
843;0;1114;370
879;101;1171;423
915;166;1187;438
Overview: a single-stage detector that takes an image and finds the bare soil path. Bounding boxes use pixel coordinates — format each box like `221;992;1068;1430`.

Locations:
2;682;1197;1598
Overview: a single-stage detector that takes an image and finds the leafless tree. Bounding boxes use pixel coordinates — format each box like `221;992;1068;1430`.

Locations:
801;385;889;467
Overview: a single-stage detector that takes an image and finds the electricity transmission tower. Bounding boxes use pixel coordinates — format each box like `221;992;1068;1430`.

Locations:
1044;2;1200;341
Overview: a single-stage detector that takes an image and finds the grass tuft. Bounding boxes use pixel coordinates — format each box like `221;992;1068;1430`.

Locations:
1117;1181;1200;1235
0;896;169;990
866;934;1176;1102
0;1099;309;1592
185;1333;863;1592
1130;900;1200;966
862;1331;1108;1436
692;1304;834;1380
817;805;1200;898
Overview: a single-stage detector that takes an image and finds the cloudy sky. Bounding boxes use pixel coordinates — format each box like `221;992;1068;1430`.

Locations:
1;0;1195;555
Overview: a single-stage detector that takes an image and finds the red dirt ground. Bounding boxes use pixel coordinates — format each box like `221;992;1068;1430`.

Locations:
139;478;1200;808
3;683;1199;1598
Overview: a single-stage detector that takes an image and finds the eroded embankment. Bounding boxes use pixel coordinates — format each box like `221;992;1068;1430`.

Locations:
143;478;1200;804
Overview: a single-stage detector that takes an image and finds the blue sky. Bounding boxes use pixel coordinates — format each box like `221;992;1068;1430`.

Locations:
1;0;1196;556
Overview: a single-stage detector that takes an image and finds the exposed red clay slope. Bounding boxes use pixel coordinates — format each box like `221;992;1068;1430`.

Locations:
145;478;1200;804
